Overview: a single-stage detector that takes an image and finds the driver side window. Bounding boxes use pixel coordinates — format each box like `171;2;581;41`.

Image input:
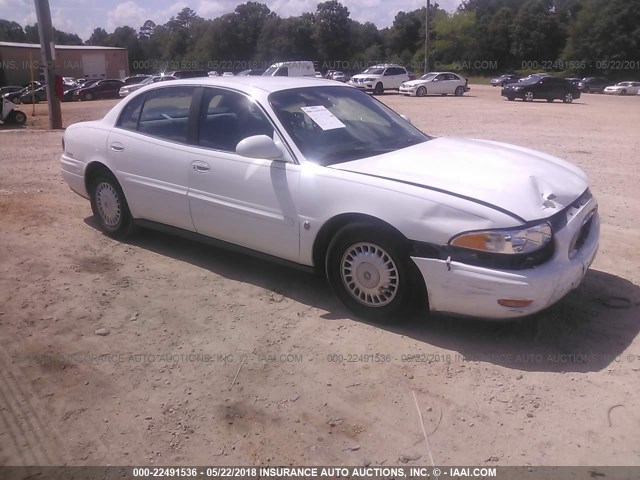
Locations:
198;88;274;152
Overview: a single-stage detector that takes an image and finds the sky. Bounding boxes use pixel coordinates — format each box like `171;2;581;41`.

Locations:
2;0;462;43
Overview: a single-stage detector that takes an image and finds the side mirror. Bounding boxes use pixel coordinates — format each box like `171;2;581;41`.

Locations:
400;114;412;124
236;135;283;160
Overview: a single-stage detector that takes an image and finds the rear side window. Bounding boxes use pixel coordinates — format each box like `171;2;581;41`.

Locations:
117;93;145;131
137;86;196;143
274;67;288;77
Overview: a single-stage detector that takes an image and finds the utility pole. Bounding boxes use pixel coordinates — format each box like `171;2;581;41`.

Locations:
424;0;430;74
34;0;62;129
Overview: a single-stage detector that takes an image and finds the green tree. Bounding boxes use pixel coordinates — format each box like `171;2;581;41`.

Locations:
312;1;351;61
0;20;26;42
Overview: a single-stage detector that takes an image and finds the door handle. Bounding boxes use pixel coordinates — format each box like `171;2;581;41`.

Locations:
110;142;124;152
192;161;210;173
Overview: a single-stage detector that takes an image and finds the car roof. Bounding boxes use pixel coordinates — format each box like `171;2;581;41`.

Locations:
154;76;343;93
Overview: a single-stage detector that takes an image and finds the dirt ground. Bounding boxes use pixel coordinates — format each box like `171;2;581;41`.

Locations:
1;86;639;468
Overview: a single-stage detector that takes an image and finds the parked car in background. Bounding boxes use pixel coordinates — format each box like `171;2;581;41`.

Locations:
3;87;28;103
19;85;47;103
166;70;209;79
502;76;580;103
407;71;416;80
491;74;519;87
60;77;599;320
565;77;582;88
349;64;410;95
62;79;98;102
0;86;23;97
74;79;124;101
237;69;266;76
123;75;151;85
603;81;640;96
62;77;77;87
263;61;316;77
119;75;176;97
579;77;611;93
222;72;235;77
400;72;469;97
207;71;219;77
331;71;347;82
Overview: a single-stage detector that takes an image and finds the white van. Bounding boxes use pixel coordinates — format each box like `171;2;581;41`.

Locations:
263;61;316;77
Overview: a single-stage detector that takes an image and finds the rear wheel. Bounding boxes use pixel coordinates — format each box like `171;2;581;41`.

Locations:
524;91;534;102
326;224;415;320
373;82;384;95
455;86;465;96
416;86;427;97
563;92;574;103
89;171;133;238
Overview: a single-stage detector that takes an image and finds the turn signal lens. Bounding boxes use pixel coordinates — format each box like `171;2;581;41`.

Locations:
498;299;534;308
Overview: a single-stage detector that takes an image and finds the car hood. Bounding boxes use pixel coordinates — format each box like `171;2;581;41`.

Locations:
351;74;379;79
330;137;588;222
401;79;429;87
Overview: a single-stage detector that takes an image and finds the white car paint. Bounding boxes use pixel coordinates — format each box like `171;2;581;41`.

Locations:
603;82;640;95
60;76;599;319
399;72;469;97
348;65;409;93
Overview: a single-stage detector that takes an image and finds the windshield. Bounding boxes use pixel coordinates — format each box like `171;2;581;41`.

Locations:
263;66;278;76
420;74;437;81
519;76;541;85
269;86;430;166
362;68;384;75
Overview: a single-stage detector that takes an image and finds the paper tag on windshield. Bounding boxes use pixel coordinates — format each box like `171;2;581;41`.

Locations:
300;106;346;130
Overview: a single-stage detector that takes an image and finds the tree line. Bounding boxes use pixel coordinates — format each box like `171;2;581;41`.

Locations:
1;0;638;77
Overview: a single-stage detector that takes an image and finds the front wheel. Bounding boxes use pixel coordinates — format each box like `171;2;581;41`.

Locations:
326;224;415;319
563;92;574;104
89;172;133;238
506;96;515;101
373;83;384;95
620;89;627;96
416;86;427;97
84;92;93;101
11;110;27;124
455;86;465;96
523;91;534;102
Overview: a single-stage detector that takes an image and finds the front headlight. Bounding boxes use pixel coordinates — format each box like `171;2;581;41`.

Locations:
450;222;552;255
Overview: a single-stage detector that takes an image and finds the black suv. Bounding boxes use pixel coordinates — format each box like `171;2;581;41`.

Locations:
501;76;581;103
579;77;611;93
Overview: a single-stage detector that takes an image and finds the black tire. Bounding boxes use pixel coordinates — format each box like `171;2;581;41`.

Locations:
89;170;133;239
547;98;554;103
620;89;627;96
85;92;93;101
583;86;590;93
416;86;427;97
523;91;534;102
507;96;515;101
563;92;574;104
326;223;416;320
455;86;465;96
12;110;27;124
373;82;384;95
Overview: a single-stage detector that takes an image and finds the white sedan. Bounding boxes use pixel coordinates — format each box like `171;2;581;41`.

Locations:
399;72;470;97
603;81;640;96
60;77;599;320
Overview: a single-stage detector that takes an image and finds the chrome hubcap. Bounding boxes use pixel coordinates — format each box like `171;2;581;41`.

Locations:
565;94;573;102
95;182;121;227
341;242;399;307
525;92;533;101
